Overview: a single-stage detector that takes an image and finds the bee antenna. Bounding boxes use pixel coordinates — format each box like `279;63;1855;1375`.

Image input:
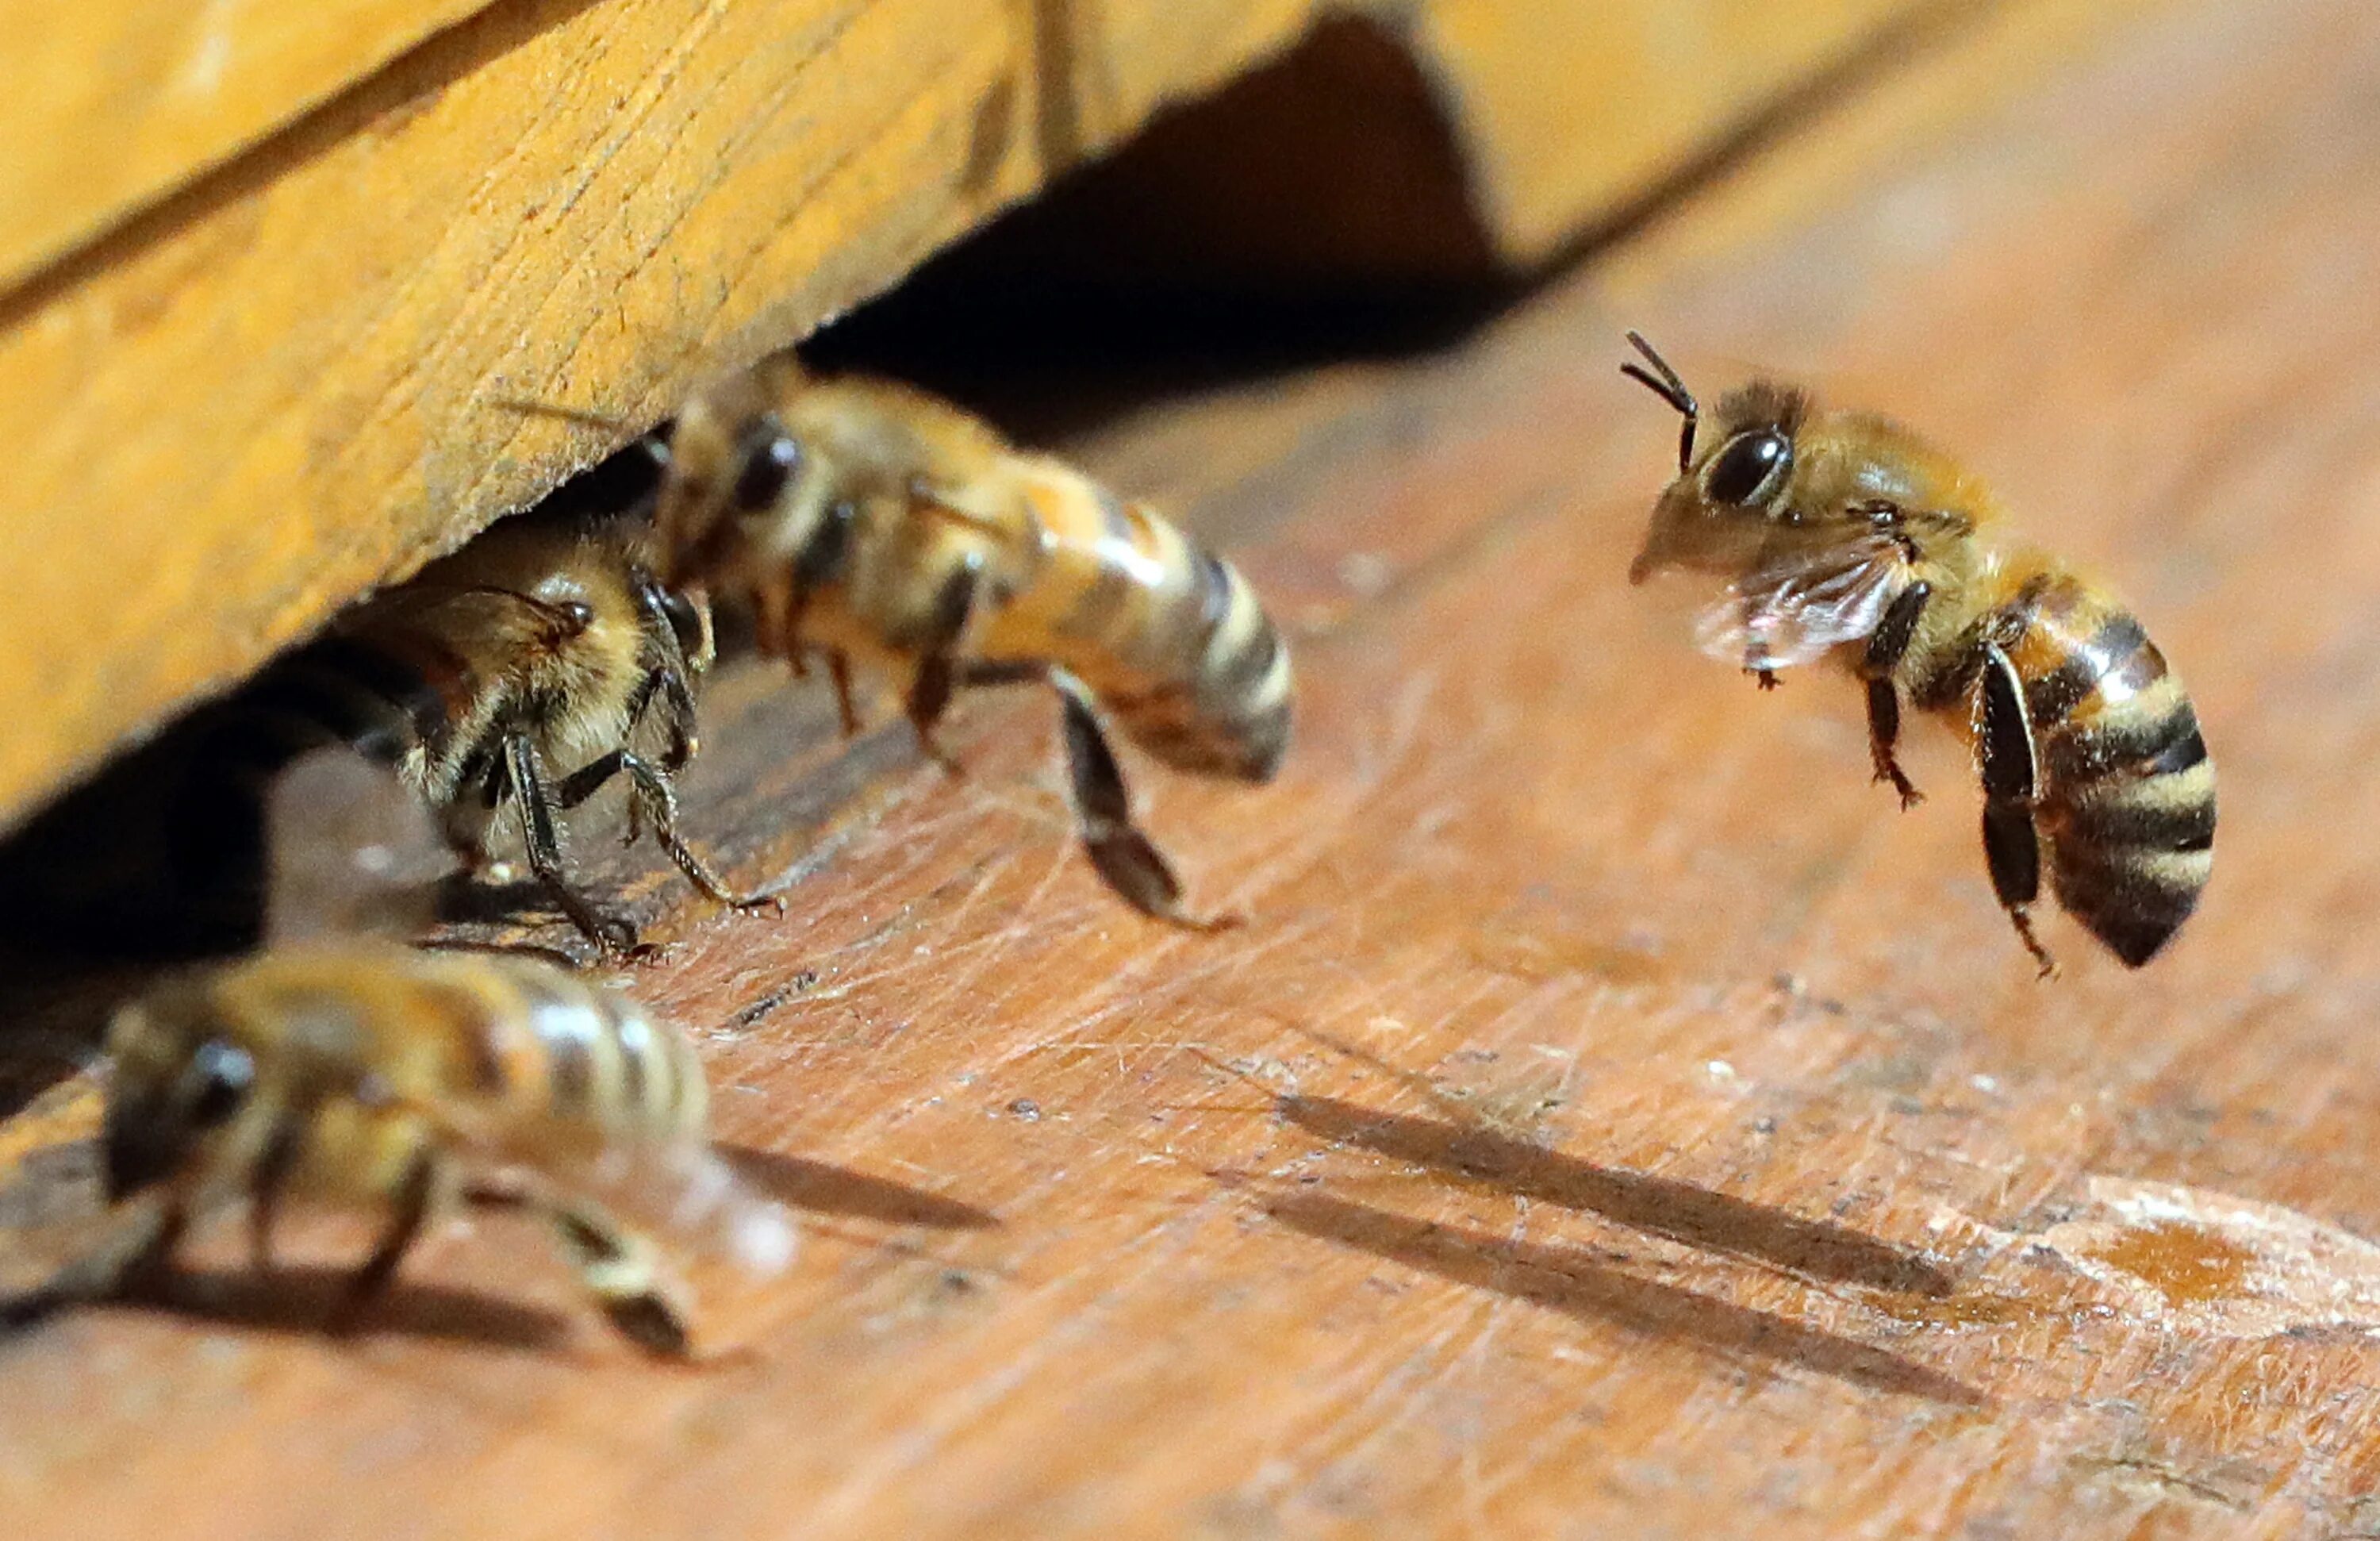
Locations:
1620;331;1699;474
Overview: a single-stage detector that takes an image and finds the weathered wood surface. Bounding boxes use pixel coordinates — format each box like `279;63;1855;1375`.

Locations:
0;0;1924;838
6;0;2380;1534
0;0;493;286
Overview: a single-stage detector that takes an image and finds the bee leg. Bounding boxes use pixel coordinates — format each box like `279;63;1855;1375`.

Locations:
552;747;636;841
616;751;782;913
1977;642;2056;978
1861;581;1932;809
327;1151;439;1335
1054;673;1240;932
115;1197;190;1296
1749;667;1780;690
546;1205;692;1358
905;560;986;774
825;650;862;737
247;1106;308;1274
502;736;649;958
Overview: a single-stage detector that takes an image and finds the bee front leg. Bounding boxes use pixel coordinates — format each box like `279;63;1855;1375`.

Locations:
114;1197;190;1297
1862;581;1932;809
503;736;647;958
326;1150;440;1335
1977;641;2056;978
247;1106;309;1275
614;751;782;913
1054;673;1239;932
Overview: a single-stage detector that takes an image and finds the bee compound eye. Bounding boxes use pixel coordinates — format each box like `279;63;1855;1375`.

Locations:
185;1041;255;1128
1704;430;1791;505
656;586;708;657
731;425;802;513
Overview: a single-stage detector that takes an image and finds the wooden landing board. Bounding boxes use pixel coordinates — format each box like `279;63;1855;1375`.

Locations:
6;0;2376;1534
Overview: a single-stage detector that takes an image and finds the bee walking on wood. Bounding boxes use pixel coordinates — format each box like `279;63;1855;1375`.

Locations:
1621;333;2213;973
98;749;796;1355
194;508;774;956
647;360;1292;928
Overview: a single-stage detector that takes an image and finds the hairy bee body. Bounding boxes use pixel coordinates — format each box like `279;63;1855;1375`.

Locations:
653;361;1290;924
103;940;766;1354
194;513;759;953
1624;340;2213;970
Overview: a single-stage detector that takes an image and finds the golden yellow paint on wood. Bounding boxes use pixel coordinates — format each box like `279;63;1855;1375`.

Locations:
0;0;498;287
1416;0;1929;262
0;0;1951;843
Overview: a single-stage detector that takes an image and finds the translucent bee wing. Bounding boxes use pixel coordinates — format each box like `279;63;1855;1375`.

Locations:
575;1137;800;1278
264;747;456;946
1692;539;1910;673
436;1100;800;1281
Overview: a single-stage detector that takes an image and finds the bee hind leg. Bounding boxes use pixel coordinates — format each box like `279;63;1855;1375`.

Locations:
1977;642;2056;979
546;1206;692;1358
1054;674;1239;932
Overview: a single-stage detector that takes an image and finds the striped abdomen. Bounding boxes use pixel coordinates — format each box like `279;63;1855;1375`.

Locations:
977;468;1292;782
2001;574;2215;966
405;951;712;1153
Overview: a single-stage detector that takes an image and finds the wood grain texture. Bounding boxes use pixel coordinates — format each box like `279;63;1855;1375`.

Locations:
0;0;1930;840
17;0;2380;1533
0;0;497;287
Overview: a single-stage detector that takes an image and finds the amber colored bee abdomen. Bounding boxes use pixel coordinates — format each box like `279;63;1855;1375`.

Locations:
981;473;1292;782
416;957;711;1149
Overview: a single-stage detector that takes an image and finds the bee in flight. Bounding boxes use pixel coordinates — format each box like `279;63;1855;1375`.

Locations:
1621;333;2213;973
193;503;774;956
94;748;796;1355
645;359;1292;928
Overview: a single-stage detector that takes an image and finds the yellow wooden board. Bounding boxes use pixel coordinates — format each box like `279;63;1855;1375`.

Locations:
0;0;497;287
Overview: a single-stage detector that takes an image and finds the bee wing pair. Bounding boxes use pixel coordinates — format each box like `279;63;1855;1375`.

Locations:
263;744;458;947
1690;532;1910;673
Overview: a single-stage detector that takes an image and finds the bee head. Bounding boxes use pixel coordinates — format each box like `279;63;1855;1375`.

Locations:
639;577;716;675
652;362;811;589
102;992;260;1203
1623;334;1810;582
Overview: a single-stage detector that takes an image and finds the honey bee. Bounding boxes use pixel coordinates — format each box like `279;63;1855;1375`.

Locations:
101;748;796;1354
196;505;774;955
647;359;1292;927
1621;333;2213;972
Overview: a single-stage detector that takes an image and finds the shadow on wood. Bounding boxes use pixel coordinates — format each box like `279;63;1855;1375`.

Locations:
719;1146;1001;1232
98;1263;572;1354
1253;1187;1986;1407
1278;1093;1955;1296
